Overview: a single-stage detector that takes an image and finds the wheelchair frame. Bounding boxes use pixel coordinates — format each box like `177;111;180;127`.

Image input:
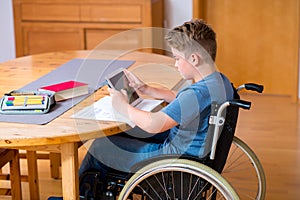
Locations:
100;83;266;200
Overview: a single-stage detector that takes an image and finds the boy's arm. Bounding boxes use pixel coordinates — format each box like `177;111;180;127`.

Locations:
139;85;177;103
109;88;178;133
127;106;177;133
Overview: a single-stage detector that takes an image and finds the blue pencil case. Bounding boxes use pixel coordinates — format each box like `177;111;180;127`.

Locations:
0;90;56;114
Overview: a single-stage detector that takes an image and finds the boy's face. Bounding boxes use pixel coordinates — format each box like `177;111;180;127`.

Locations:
171;48;197;80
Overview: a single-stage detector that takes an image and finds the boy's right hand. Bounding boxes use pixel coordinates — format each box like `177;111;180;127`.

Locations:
124;69;147;93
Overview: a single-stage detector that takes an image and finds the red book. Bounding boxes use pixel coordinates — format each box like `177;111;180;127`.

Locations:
39;80;88;101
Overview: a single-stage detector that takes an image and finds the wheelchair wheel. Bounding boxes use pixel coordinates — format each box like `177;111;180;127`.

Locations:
222;136;266;200
118;158;239;200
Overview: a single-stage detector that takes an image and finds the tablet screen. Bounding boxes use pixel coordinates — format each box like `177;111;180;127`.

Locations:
107;69;139;104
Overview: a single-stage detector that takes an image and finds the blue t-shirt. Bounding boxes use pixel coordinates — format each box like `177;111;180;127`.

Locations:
161;72;234;158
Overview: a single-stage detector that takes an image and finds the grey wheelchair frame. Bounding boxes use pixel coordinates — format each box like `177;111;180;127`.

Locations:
102;83;266;200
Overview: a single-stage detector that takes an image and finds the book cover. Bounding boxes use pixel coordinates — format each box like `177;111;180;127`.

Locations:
39;80;88;101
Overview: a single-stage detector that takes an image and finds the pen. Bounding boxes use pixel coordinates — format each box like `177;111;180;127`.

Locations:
6;102;25;106
9;92;36;96
6;99;44;106
8;95;45;100
26;100;44;105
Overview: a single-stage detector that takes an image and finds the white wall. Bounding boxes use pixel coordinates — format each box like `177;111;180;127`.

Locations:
0;0;16;62
164;0;193;28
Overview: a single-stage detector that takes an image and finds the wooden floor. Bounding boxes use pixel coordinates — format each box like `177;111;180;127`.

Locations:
0;94;300;199
235;94;300;199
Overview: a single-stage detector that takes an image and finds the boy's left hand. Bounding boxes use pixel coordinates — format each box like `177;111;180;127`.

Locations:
108;88;129;114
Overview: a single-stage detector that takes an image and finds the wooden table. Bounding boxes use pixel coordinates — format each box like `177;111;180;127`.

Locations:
0;50;182;200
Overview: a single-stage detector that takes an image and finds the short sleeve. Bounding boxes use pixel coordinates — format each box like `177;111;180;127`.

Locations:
161;89;202;127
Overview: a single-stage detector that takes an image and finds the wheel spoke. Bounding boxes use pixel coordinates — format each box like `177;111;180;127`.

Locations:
222;137;266;200
119;158;243;199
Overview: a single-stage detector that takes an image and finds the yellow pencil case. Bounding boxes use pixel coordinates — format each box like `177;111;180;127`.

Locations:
0;90;56;114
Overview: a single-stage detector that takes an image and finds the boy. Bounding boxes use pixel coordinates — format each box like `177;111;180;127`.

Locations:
79;18;234;196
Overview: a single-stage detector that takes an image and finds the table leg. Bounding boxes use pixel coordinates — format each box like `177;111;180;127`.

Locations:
49;153;61;179
26;151;40;200
61;142;79;200
10;149;22;200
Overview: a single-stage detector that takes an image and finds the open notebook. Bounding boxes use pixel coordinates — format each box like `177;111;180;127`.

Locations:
71;96;163;127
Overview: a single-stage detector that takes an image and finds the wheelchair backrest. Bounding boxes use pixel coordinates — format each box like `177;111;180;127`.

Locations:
211;104;239;173
205;85;240;173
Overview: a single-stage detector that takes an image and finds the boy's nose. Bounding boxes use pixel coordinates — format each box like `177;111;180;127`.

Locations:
174;61;179;68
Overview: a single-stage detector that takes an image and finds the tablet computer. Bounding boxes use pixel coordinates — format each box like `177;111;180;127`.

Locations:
105;68;142;106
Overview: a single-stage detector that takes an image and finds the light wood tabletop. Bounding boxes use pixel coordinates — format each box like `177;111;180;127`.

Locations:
0;50;182;200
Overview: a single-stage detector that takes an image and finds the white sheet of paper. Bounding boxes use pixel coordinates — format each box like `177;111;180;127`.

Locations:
71;96;163;127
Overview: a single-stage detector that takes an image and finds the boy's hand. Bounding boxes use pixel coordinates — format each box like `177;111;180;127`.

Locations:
124;69;147;93
108;88;129;115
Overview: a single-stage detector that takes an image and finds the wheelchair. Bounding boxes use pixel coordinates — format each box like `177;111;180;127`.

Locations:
99;83;266;200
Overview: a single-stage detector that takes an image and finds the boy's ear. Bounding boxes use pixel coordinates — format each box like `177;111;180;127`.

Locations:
189;53;201;66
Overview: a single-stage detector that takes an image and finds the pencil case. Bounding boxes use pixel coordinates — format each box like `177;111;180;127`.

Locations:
0;90;56;115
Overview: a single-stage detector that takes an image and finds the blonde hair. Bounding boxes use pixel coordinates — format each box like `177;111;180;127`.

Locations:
165;19;217;61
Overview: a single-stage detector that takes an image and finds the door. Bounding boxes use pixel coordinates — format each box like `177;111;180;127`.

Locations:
193;0;299;99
